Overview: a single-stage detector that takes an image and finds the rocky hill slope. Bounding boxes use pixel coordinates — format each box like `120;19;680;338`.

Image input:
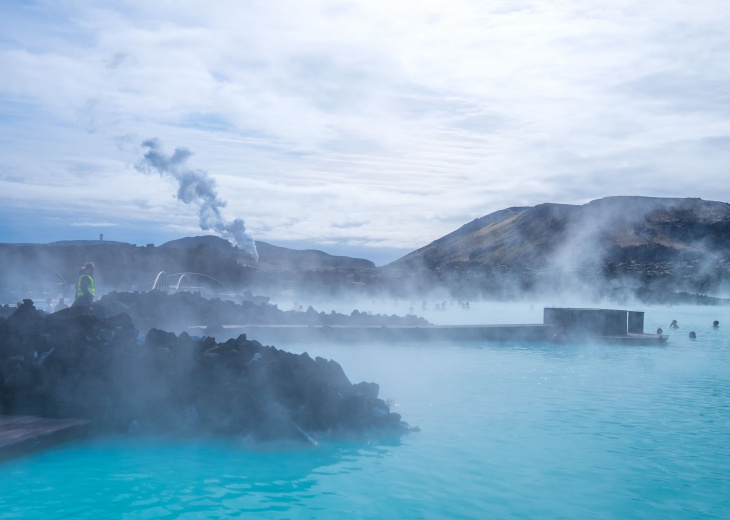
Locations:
391;197;730;268
383;197;730;300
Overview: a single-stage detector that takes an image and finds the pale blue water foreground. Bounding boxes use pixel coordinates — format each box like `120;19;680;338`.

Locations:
1;304;729;519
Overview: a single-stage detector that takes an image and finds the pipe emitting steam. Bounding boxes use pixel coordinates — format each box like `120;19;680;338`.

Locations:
136;139;258;260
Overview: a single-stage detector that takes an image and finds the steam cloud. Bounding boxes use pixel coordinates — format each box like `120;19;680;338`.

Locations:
136;139;258;261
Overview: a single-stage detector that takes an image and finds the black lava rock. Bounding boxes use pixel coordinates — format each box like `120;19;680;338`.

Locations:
0;300;414;443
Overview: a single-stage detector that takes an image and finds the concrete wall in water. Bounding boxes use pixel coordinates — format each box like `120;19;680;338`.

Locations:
543;308;638;336
628;311;645;334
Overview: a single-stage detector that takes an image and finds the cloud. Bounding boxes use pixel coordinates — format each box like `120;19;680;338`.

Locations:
69;221;119;228
0;0;729;258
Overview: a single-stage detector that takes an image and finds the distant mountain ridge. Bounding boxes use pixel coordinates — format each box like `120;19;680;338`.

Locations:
389;197;730;269
49;240;131;246
159;236;231;249
254;242;375;270
0;236;375;302
384;196;730;300
2;196;729;303
160;235;375;270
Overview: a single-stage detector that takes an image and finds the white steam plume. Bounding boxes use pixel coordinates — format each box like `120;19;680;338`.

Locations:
136;139;258;260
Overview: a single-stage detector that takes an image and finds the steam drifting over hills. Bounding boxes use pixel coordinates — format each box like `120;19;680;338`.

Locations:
384;196;730;301
1;196;729;304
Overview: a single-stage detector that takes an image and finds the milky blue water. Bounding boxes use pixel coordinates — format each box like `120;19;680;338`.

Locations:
1;304;729;519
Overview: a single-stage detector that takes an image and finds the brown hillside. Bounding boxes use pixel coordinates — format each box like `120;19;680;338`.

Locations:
389;197;730;270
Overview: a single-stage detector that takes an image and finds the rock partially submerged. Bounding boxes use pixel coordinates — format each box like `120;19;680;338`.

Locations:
0;300;414;443
93;290;430;337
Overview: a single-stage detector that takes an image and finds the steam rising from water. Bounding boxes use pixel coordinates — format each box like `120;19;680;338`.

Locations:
136;139;258;260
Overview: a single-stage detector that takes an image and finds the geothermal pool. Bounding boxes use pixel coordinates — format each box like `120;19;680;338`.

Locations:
1;304;729;519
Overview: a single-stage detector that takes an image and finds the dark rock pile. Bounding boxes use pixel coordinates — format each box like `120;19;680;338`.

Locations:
0;305;15;319
0;300;413;443
93;290;430;336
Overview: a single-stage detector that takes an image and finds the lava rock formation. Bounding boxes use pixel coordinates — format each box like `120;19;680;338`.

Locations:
92;290;429;337
0;300;413;443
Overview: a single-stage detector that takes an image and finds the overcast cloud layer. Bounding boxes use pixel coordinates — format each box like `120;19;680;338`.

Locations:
1;0;729;264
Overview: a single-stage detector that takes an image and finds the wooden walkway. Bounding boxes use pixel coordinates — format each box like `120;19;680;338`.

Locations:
0;415;89;460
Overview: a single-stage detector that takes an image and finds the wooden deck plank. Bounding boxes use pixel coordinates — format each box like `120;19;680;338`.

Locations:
0;415;89;460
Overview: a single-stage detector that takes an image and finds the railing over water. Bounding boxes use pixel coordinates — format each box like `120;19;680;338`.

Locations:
149;271;224;295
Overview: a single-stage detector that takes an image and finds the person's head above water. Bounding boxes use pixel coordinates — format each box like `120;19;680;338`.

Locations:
689;331;697;339
713;320;719;327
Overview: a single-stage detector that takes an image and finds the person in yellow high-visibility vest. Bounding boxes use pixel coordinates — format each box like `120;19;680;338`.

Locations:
72;262;95;307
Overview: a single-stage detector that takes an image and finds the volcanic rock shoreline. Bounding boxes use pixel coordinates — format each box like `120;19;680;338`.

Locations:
91;290;430;337
0;300;414;443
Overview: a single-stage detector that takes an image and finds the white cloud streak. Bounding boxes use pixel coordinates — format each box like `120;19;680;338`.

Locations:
1;0;729;261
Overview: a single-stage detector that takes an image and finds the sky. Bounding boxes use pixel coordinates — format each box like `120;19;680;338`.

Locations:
1;0;729;265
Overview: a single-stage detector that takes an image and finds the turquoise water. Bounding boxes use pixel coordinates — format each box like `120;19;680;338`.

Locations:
1;305;730;519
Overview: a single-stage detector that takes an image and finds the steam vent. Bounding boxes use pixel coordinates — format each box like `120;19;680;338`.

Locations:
0;300;413;453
